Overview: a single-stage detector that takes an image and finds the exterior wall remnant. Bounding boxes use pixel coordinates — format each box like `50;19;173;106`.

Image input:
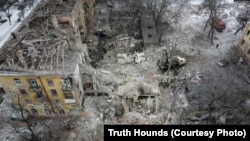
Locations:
0;68;84;116
238;24;250;64
140;8;159;47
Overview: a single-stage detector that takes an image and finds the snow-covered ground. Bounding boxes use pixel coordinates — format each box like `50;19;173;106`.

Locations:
188;0;234;5
0;0;250;140
0;0;40;48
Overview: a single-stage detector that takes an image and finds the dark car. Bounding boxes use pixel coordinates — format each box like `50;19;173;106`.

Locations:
209;16;226;32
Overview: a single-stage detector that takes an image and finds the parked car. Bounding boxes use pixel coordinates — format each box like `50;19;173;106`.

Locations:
209;16;226;32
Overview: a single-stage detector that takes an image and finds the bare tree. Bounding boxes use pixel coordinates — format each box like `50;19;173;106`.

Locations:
145;0;187;43
13;94;40;141
203;0;217;45
145;0;170;43
0;0;12;25
203;0;222;45
145;0;168;27
7;92;76;141
234;10;250;35
178;54;250;124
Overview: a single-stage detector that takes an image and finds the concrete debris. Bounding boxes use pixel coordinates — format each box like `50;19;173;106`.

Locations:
117;53;133;63
244;99;250;109
217;59;229;67
67;132;77;141
135;52;146;63
238;57;244;64
178;94;188;108
189;113;209;123
104;34;143;54
157;53;187;73
180;71;203;85
117;52;146;64
216;116;226;124
1;0;250;141
172;56;187;66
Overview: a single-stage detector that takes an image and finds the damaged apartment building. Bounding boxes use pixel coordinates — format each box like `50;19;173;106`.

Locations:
0;0;97;116
0;0;161;118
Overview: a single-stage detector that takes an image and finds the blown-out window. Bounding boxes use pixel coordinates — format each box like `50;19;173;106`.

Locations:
19;89;27;95
31;109;39;116
46;79;54;86
63;92;74;99
241;40;245;46
51;89;57;96
44;109;52;115
0;87;5;95
58;109;65;115
247;30;250;35
28;79;38;88
14;78;22;86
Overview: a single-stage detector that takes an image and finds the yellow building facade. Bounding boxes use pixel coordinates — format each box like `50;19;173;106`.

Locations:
0;71;83;116
238;24;250;62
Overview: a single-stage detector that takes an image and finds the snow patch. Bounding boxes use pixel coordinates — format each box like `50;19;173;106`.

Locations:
0;0;41;48
188;0;234;5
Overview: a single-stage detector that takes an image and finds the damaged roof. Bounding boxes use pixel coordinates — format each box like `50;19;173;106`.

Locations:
0;0;80;75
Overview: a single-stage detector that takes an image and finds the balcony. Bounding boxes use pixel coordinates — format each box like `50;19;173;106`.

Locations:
62;85;72;91
64;99;76;104
30;86;42;92
61;78;72;91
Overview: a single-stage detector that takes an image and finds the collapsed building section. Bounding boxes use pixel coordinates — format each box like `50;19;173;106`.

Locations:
89;0;158;59
117;82;160;114
0;0;169;121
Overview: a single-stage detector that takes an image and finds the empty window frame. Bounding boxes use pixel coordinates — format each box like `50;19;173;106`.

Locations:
85;92;95;96
58;109;66;115
46;79;54;86
44;109;52;115
50;89;57;96
30;109;39;116
248;48;250;54
55;99;61;106
241;39;245;46
61;78;72;90
148;25;152;29
14;78;22;86
63;92;74;99
0;87;5;95
83;83;93;90
97;93;109;97
28;79;38;88
19;89;27;95
58;21;70;28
